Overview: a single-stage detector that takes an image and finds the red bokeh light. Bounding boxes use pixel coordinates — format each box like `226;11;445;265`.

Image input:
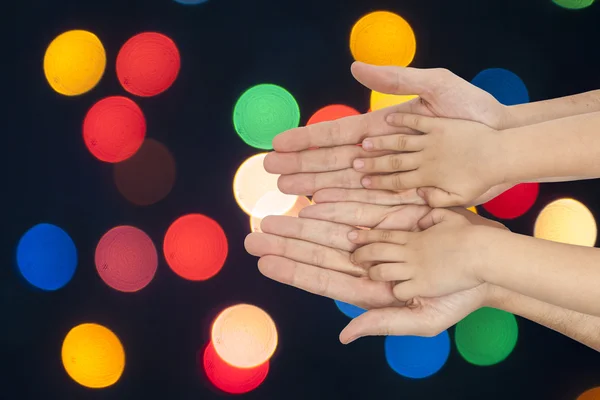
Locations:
482;183;539;219
202;341;269;395
116;32;181;97
163;214;228;281
83;96;146;163
306;104;360;125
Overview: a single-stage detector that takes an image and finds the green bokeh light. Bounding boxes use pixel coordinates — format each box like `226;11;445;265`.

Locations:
233;84;300;149
455;307;518;366
552;0;595;9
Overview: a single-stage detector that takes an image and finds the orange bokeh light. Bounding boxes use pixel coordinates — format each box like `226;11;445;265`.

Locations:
250;196;311;232
578;387;600;400
306;104;360;125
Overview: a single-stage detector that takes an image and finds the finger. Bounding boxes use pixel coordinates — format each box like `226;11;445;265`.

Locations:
417;187;466;208
312;188;425;206
347;229;412;245
244;233;365;276
339;307;427;344
417;207;467;230
361;134;427;152
260;215;357;252
392;280;422;302
278;168;364;195
351;62;436;98
362;171;423;191
352;243;406;265
257;255;401;309
298;202;393;227
374;205;431;231
368;263;413;282
353;153;422;174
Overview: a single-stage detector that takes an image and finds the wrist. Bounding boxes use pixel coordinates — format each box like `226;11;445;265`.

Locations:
466;225;501;284
482;284;514;309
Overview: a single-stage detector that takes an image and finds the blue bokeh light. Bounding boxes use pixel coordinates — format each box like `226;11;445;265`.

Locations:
471;68;529;106
16;223;77;291
334;300;366;319
384;330;451;379
174;0;208;4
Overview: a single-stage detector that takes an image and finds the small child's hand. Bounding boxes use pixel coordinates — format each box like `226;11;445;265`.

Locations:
348;208;485;301
353;113;506;207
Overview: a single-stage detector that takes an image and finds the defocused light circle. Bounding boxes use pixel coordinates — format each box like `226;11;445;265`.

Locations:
83;96;146;163
334;300;366;319
211;304;278;369
482;183;538;219
534;198;597;246
306;104;360;125
202;341;269;394
44;30;106;96
455;307;518;366
350;11;416;67
553;0;594;9
175;0;208;4
116;32;180;97
250;196;310;232
61;323;125;388
163;214;228;281
113;139;176;206
384;331;450;379
370;91;418;112
471;68;529;106
233;84;300;149
17;223;77;291
578;387;600;400
95;226;158;292
467;206;478;214
233;153;297;217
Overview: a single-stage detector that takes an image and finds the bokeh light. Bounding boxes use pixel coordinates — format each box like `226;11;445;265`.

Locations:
250;196;311;233
534;198;597;246
233;84;300;149
482;183;539;219
233;153;297;217
211;304;278;369
16;223;77;291
113;139;176;206
471;68;529;106
116;32;180;97
306;104;360;125
455;307;518;366
553;0;595;9
61;323;125;388
175;0;208;4
163;214;228;281
44;30;106;96
83;96;146;163
350;11;416;67
467;206;478;214
384;331;450;379
370;91;418;112
202;341;269;394
334;300;366;319
95;226;158;292
578;387;600;400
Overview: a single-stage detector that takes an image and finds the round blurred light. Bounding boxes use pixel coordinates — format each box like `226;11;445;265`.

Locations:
350;11;416;67
370;91;418;112
113;139;176;206
455;307;518;366
250;196;310;232
211;304;278;369
578;387;600;400
233;153;297;217
95;226;158;292
16;223;77;291
163;214;228;281
62;323;125;388
83;96;146;163
306;104;360;125
44;30;106;96
471;68;529;106
116;32;180;97
553;0;595;9
175;0;208;3
482;183;538;220
233;84;300;149
534;198;597;246
384;331;450;379
334;300;366;319
467;206;478;214
202;341;269;394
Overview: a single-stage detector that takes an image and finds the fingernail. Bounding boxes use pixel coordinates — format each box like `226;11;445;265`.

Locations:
361;177;372;188
353;159;364;170
347;231;358;241
362;139;373;150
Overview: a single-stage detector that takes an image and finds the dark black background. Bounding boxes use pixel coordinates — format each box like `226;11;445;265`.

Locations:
5;0;600;398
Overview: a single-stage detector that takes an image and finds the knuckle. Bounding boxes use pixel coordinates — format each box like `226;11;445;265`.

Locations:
379;230;393;241
311;247;326;267
390;155;403;170
392;174;404;190
315;271;331;296
396;135;408;151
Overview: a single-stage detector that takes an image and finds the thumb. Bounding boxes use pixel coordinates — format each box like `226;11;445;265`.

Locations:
350;61;430;96
417;207;464;231
417;187;464;208
340;308;427;344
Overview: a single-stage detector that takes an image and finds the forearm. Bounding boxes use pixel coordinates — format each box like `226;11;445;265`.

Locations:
476;226;600;317
488;285;600;351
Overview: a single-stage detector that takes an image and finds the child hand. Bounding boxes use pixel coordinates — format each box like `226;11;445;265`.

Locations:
348;208;486;301
353;114;507;207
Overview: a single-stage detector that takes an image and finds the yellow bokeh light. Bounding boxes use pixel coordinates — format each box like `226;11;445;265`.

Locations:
61;323;125;388
44;30;106;96
250;196;311;232
534;198;597;247
370;91;418;112
233;153;297;217
467;206;478;214
350;11;416;67
211;304;278;369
